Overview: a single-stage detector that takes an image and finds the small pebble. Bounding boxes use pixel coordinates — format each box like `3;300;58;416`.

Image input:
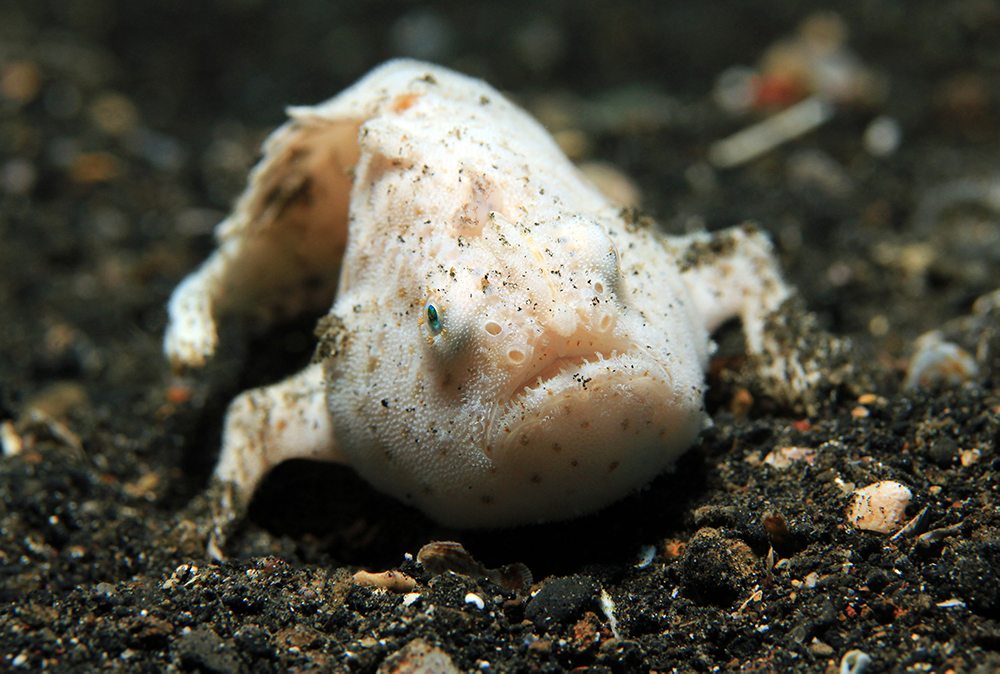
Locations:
89;92;140;137
0;421;23;457
809;638;834;656
380;638;460;674
176;628;242;674
70;151;120;184
868;314;890;336
2;158;37;195
464;592;485;610
729;387;754;416
1;61;42;103
863;116;901;157
847;481;912;534
680;528;759;605
524;576;597;629
927;437;959;466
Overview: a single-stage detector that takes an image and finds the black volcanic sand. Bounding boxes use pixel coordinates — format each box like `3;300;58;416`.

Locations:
2;2;1000;672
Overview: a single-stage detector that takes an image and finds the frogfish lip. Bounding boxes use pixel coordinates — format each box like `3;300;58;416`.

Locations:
484;347;680;458
471;346;703;528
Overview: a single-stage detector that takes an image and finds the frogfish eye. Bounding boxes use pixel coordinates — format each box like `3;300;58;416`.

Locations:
425;302;442;334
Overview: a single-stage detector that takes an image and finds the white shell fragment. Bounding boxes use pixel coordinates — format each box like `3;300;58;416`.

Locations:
634;545;656;568
599;588;620;640
847;480;912;534
904;330;978;390
763;445;817;469
840;649;873;674
708;96;835;168
163;59;805;537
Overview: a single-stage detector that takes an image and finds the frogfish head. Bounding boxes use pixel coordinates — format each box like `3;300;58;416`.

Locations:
325;202;708;527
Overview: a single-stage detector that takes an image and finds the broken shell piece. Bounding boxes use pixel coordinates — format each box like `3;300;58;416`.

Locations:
0;420;23;457
417;541;533;595
847;480;912;534
904;330;978;390
763;446;817;469
634;545;656;569
352;569;417;593
961;448;982;467
464;592;485;610
840;649;872;674
889;505;931;542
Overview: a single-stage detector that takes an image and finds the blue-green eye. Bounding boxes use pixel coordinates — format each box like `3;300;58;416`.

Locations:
425;302;442;334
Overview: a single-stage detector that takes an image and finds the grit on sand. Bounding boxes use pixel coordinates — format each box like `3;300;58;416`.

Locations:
1;2;999;671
